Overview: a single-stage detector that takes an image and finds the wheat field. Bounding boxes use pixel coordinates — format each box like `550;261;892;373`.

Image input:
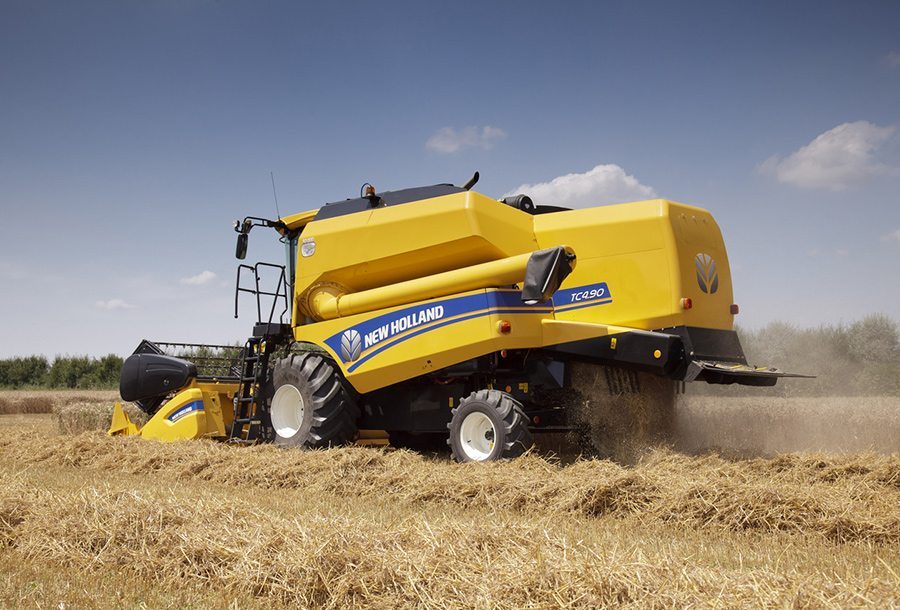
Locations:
0;389;118;415
0;393;897;608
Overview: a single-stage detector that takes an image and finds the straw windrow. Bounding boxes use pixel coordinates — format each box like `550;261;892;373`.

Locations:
0;468;896;609
0;401;897;607
2;431;897;545
51;401;147;434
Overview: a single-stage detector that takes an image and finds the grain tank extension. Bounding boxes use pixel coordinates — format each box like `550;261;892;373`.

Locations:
110;174;808;461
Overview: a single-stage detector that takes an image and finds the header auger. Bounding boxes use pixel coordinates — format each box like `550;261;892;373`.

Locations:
110;175;808;462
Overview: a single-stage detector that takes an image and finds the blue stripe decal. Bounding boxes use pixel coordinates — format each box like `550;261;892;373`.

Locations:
346;307;553;373
326;282;614;370
349;309;491;372
167;399;204;422
324;292;489;359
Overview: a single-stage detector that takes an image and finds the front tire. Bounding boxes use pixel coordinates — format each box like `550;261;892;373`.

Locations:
270;352;358;448
448;390;533;462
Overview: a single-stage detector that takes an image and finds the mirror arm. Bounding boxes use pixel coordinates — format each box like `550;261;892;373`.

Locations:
232;216;286;260
234;216;286;234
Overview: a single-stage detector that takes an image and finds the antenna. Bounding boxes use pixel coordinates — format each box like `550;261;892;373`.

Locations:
270;171;282;220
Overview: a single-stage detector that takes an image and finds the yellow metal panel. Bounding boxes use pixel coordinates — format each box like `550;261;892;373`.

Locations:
533;200;668;258
541;319;632;345
293;191;538;315
533;199;735;332
107;401;140;436
139;387;208;441
118;380;239;442
197;381;237;437
555;249;677;329
666;203;734;330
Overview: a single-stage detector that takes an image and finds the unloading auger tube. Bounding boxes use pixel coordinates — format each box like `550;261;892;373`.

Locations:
302;246;576;321
108;174;811;462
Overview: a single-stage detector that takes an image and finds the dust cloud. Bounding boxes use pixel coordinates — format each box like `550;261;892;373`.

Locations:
674;395;900;457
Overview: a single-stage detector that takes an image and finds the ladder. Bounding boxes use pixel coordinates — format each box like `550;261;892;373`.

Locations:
229;337;272;443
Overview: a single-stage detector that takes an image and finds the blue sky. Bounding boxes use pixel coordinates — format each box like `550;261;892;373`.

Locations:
1;0;899;358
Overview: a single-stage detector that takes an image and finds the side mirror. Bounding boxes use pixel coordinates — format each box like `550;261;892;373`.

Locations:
236;233;248;260
521;246;576;304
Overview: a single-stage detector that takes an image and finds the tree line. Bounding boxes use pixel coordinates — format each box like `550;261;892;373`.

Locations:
697;313;899;396
0;354;123;389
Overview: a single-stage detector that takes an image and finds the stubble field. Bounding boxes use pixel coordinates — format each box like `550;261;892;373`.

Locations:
0;391;897;608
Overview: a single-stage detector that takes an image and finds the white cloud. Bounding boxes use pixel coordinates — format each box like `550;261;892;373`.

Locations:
760;121;896;190
502;164;656;208
882;229;900;244
180;270;217;286
835;248;850;257
425;126;507;154
95;299;137;310
886;51;900;67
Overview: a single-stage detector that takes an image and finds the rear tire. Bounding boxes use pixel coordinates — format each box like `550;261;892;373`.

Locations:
448;390;533;462
270;353;359;448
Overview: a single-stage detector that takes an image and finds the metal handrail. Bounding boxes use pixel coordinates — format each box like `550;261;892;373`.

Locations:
234;262;289;325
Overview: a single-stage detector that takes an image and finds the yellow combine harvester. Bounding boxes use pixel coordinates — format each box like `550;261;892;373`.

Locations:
110;173;805;461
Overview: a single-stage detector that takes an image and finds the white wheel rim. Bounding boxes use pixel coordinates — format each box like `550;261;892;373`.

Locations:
270;385;304;438
459;411;497;461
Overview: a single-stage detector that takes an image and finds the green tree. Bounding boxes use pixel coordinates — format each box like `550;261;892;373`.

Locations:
47;356;94;389
0;356;49;388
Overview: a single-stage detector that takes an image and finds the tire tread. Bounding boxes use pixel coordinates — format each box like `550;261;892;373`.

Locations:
448;389;533;462
272;352;359;449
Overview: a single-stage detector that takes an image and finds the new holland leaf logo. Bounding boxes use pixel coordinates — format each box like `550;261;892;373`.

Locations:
340;329;362;362
695;253;719;294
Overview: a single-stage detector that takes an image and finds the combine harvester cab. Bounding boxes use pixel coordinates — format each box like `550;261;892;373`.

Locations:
111;174;809;461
